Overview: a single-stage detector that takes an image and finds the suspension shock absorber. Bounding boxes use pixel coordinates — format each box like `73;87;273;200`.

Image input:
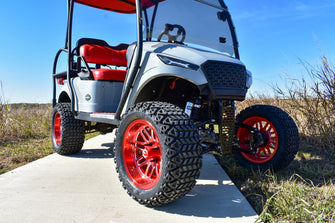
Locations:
218;100;236;154
184;98;202;120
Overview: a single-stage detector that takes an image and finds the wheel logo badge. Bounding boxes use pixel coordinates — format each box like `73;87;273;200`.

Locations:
142;149;148;158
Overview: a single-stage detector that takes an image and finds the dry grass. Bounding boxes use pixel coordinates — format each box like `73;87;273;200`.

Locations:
218;151;335;222
0;99;98;174
274;56;335;150
0;102;54;174
0;104;52;144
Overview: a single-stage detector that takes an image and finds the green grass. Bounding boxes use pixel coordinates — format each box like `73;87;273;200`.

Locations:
0;137;54;174
216;142;335;222
263;176;334;222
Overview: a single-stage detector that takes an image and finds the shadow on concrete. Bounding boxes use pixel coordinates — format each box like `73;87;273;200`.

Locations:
68;139;256;219
153;174;254;218
68;143;115;159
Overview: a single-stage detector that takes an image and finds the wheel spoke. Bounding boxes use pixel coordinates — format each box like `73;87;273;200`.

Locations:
260;121;265;131
143;127;151;141
151;128;155;141
270;135;277;141
145;163;153;177
257;147;265;156
132;143;144;151
154;163;159;177
264;147;272;156
137;156;147;167
134;140;145;146
263;122;270;131
149;165;156;178
140;130;149;143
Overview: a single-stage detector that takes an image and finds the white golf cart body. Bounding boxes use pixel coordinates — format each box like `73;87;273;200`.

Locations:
54;0;251;123
51;0;299;207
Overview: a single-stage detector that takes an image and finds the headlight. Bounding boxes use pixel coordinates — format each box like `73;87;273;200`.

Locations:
246;70;253;89
157;54;199;70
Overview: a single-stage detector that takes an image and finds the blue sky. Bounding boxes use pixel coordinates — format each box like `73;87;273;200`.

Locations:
0;0;334;103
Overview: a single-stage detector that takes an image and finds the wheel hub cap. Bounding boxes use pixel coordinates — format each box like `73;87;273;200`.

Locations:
122;119;162;190
237;116;279;164
53;112;62;146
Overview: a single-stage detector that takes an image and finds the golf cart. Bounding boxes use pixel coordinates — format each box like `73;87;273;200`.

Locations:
51;0;299;206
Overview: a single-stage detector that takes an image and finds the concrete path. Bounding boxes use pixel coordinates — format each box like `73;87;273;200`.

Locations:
0;133;258;223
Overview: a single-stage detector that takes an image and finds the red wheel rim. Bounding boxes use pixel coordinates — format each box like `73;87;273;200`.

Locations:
122;119;162;190
237;116;279;164
53;112;62;146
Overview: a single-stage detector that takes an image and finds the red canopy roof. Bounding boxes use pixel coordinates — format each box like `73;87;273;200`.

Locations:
74;0;161;14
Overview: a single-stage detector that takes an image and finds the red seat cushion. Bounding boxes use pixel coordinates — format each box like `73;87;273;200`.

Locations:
80;44;127;67
92;69;127;81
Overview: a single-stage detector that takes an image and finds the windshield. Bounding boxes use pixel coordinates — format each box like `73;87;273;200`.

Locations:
143;0;236;56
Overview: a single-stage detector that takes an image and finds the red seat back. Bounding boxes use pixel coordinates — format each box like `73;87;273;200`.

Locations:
80;44;127;67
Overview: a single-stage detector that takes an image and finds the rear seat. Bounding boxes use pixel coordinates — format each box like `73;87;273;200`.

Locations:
77;38;128;81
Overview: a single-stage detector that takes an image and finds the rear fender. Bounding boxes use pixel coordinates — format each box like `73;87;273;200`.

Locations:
57;82;71;104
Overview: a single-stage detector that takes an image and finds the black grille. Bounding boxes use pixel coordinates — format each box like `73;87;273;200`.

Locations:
201;61;247;89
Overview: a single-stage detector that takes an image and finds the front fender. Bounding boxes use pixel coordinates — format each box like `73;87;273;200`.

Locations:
123;52;208;113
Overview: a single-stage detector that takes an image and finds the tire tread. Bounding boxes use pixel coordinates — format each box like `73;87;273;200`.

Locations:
234;105;299;171
51;103;85;155
114;101;202;206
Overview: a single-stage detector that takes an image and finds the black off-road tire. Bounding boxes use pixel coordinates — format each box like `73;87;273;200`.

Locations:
51;103;85;155
234;105;299;171
114;101;202;206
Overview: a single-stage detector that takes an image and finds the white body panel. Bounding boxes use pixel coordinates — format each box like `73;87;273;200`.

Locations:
57;42;250;117
124;42;246;113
